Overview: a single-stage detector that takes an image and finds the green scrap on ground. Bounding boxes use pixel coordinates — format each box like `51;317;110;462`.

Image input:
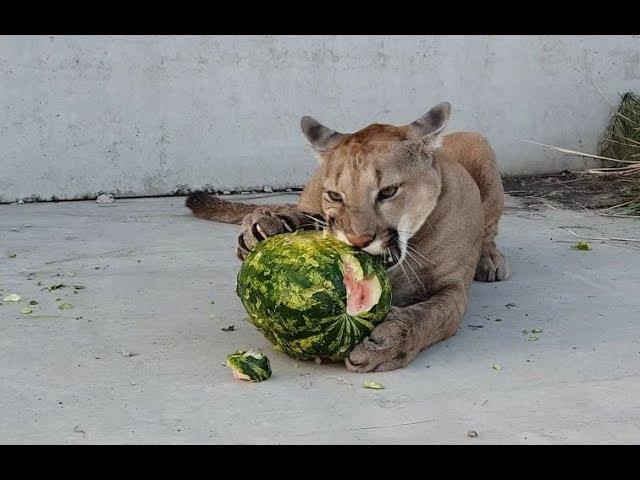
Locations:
571;241;592;251
363;381;384;390
226;350;272;382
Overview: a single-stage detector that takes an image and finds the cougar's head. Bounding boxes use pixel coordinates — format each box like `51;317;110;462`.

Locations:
300;102;450;267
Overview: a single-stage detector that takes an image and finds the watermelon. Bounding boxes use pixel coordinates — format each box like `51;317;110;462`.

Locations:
236;230;392;361
226;350;272;382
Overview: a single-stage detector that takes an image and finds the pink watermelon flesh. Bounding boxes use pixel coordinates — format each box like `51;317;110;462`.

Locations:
343;261;382;316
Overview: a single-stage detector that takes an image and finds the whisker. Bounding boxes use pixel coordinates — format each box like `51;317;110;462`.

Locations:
387;246;396;266
389;246;410;283
398;240;435;265
301;213;328;227
395;251;411;284
393;247;403;266
402;253;427;292
299;215;330;234
387;246;400;269
306;223;326;232
401;247;421;267
406;245;436;266
397;240;436;266
385;247;393;267
405;250;426;269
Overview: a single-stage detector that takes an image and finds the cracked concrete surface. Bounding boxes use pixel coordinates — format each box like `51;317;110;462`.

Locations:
1;194;639;444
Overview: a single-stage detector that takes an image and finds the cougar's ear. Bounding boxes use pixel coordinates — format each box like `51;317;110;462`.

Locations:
406;102;451;145
300;116;347;154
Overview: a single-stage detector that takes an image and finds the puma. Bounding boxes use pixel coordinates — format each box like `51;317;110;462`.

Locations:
186;102;510;372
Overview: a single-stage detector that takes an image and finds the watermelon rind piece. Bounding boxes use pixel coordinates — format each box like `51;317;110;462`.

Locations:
226;350;272;382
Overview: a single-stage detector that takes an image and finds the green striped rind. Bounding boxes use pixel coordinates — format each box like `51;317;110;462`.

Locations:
226;350;272;382
236;230;392;361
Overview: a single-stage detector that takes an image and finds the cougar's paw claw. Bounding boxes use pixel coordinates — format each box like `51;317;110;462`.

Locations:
345;317;417;372
237;208;297;259
475;248;510;282
236;243;250;261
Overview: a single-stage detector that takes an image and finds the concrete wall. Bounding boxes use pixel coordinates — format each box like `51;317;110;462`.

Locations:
1;35;639;203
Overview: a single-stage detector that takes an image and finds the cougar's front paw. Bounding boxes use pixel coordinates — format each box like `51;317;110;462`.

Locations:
345;312;418;372
474;247;511;282
236;208;304;260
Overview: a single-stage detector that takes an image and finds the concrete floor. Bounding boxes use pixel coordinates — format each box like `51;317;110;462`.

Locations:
1;193;639;444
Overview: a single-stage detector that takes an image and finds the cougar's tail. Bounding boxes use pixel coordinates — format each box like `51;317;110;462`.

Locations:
185;190;297;225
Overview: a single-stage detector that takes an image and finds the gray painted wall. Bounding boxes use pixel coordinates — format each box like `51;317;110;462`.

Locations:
1;35;639;203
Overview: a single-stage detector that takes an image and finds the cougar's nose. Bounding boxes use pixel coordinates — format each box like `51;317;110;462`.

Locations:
346;233;375;248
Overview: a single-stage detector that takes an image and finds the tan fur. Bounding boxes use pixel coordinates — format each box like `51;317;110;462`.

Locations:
442;132;509;281
186;102;510;371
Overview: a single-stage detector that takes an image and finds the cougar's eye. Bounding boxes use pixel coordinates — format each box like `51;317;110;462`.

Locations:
326;191;343;203
377;185;399;201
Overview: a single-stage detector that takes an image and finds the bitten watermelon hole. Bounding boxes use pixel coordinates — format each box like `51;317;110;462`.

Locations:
343;258;383;316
